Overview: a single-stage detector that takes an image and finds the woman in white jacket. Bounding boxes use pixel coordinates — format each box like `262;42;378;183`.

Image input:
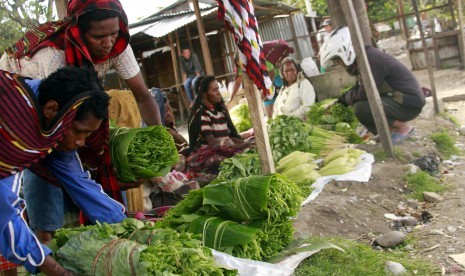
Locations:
273;57;316;119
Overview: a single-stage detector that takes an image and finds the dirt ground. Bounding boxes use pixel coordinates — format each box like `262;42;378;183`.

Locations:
294;35;465;275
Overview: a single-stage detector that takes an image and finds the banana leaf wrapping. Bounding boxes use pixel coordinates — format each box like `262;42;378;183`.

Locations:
160;174;303;261
109;126;179;182
189;216;294;261
202;174;303;222
56;227;235;275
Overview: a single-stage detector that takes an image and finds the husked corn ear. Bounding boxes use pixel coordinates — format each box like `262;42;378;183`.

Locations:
277;151;316;173
281;163;320;182
319;165;354;176
323;148;350;165
347;148;365;159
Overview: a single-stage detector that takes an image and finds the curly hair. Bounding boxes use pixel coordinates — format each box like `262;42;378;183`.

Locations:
38;66;110;121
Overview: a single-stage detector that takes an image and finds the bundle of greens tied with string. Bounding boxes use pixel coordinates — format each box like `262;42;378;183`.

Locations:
109;125;179;182
268;115;347;162
306;98;363;144
49;218;237;275
159;174;304;261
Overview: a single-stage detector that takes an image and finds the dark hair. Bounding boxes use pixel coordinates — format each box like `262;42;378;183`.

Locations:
188;75;240;151
181;45;191;51
39;67;110;121
78;9;120;33
280;57;306;86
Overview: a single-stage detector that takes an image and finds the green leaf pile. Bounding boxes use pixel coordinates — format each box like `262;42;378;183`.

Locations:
109;126;179;182
230;103;252;132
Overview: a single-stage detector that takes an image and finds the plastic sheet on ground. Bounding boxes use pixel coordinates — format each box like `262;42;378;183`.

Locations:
212;248;320;276
302;153;375;205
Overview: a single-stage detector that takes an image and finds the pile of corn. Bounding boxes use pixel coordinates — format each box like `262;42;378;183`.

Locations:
276;151;320;183
319;148;365;176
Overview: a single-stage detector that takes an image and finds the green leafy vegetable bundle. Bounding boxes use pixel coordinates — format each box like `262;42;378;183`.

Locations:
109;126;179;182
216;151;261;181
269;115;346;161
54;220;236;275
160;174;303;261
306;101;363;144
229;103;252;132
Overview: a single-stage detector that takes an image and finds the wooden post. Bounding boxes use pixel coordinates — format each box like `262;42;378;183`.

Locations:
174;30;190;116
55;0;68;20
242;75;275;174
411;0;440;114
353;0;374;47
185;26;193;51
397;0;410;40
456;0;465;68
288;13;303;59
339;0;395;158
168;33;187;122
192;0;214;75
327;0;346;27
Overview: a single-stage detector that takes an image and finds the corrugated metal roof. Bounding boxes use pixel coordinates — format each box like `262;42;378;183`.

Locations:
129;7;217;38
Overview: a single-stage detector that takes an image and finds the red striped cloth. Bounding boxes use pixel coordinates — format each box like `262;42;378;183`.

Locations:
6;0;129;68
217;0;272;97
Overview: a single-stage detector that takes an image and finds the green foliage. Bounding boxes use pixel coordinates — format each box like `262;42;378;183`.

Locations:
430;131;461;158
309;0;328;16
440;112;460;127
0;0;56;53
293;237;438;276
404;171;446;200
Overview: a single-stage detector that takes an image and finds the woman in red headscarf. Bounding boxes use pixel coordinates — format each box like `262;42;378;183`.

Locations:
0;0;160;248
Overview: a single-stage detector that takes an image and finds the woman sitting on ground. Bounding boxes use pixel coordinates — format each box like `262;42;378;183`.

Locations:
187;75;253;176
273;57;316;119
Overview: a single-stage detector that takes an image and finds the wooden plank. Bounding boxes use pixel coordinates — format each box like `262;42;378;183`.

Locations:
242;75;275;174
411;0;440;114
432;35;441;69
192;0;214;75
339;0;395;157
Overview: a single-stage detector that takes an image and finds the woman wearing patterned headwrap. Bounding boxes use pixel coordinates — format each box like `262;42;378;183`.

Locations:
0;0;159;245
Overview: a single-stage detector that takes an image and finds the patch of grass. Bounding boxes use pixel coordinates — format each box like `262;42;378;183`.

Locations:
373;150;387;162
440;112;460;127
404;171;446;200
293;237;438;276
430;131;461;158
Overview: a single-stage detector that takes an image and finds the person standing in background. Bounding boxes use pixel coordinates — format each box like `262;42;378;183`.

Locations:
0;0;160;246
180;46;204;103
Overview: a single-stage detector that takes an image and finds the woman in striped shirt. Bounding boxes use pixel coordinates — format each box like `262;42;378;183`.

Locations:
187;76;253;175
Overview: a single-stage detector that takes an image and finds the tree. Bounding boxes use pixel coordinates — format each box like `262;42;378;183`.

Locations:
0;0;56;53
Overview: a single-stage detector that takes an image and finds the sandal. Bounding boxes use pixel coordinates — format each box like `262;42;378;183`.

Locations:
390;128;416;144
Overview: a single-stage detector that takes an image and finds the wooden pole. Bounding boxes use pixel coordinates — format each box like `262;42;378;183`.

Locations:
288;13;303;60
192;0;214;75
397;0;410;40
339;0;395;157
174;30;190;116
168;33;187;122
327;0;346;27
55;0;68;20
353;0;374;47
411;0;440;114
456;0;465;68
242;75;275;174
